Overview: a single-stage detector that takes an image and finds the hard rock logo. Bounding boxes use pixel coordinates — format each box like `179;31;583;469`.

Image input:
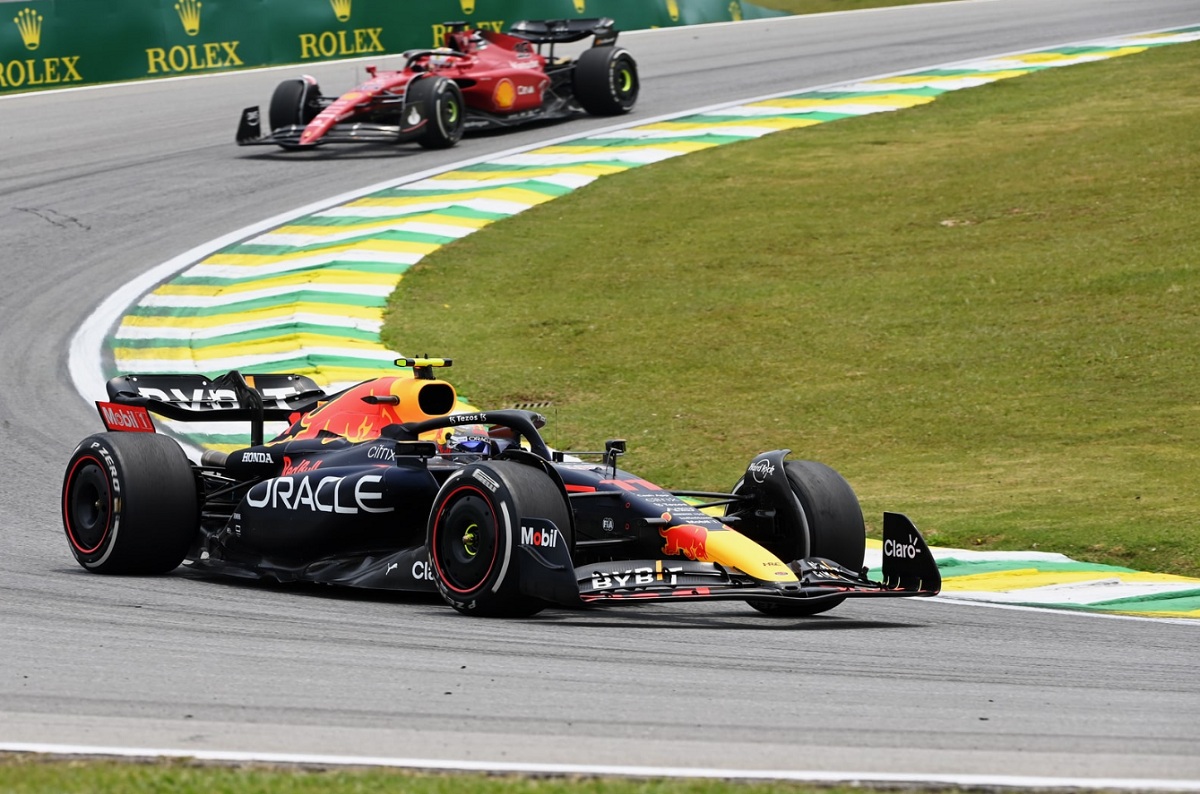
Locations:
175;0;202;36
330;0;351;23
460;0;474;14
15;7;40;50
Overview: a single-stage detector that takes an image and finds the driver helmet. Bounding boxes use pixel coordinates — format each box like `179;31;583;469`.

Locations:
437;424;493;461
429;49;456;68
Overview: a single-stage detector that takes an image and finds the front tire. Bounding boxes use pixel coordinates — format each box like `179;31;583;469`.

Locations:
739;460;865;617
61;433;199;575
427;461;571;617
407;76;465;150
268;78;322;150
573;46;638;116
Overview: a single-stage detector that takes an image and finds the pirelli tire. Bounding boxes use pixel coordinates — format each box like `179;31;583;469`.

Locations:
407;75;465;150
573;46;638;116
61;433;200;575
741;460;866;617
268;77;322;149
269;77;322;129
427;460;572;617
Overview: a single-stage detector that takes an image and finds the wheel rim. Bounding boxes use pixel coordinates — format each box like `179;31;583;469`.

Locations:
433;486;499;594
65;458;112;554
618;67;634;95
444;96;460;126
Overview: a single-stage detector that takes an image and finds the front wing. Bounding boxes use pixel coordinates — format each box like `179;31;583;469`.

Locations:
518;512;941;608
236;106;428;148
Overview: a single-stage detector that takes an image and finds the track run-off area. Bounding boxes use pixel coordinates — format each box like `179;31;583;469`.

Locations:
2;0;1199;787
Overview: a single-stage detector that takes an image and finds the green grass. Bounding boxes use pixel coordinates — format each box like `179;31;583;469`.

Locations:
0;757;886;794
751;0;961;14
387;42;1200;578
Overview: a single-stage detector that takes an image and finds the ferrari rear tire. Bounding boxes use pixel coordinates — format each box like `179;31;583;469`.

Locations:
62;433;199;575
268;78;321;149
427;461;571;617
574;46;638;116
746;460;866;617
408;76;465;150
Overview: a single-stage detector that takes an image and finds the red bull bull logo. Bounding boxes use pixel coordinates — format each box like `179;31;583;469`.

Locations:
659;524;708;561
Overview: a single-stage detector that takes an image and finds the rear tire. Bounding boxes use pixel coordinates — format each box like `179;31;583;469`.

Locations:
427;461;571;617
61;433;199;575
741;460;865;617
407;76;465;150
573;46;638;116
268;78;322;149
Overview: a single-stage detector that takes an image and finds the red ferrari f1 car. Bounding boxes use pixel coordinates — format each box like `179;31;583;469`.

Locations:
63;359;940;618
236;19;639;151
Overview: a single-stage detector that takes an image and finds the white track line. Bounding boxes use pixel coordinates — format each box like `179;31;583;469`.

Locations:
1;743;1198;791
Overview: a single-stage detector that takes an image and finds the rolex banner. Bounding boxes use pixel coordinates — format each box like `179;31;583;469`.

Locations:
0;0;785;95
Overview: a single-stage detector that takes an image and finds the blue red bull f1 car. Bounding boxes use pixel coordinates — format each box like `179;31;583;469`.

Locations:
63;359;940;618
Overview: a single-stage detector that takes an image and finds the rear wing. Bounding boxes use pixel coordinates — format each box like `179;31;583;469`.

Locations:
102;370;327;445
508;18;618;47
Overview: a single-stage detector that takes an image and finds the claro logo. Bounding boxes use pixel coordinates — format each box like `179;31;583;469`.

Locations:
883;534;922;559
145;0;244;75
1;8;84;89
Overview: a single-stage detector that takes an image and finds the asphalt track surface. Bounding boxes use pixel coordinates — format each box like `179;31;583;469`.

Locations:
2;0;1199;785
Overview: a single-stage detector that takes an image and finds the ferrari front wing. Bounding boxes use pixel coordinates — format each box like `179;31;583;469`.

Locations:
236;106;428;148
